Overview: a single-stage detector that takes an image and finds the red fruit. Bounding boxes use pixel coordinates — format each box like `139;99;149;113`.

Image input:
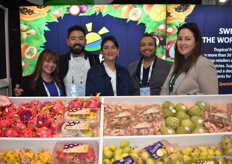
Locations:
18;108;36;124
29;100;42;109
49;114;63;135
42;101;52;106
3;128;19;137
36;127;53;138
85;96;101;108
17;102;29;110
68;98;84;110
56;146;74;162
0;95;12;108
20;129;36;137
11;117;27;132
0;128;2;137
0;116;11;128
5;106;21;118
27;117;38;131
37;114;51;127
51;102;65;115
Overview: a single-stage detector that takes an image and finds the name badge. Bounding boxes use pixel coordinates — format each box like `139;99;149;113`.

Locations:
140;87;150;96
70;84;84;97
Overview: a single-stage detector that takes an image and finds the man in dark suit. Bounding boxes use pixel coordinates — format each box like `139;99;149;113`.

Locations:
128;33;172;96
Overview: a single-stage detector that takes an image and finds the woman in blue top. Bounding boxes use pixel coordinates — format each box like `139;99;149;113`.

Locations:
85;36;131;96
18;49;65;96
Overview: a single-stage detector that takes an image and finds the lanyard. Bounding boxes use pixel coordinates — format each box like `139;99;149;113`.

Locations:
43;81;61;97
140;59;154;86
169;74;179;94
71;54;85;84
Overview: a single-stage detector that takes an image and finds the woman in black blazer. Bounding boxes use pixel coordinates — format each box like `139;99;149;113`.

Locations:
17;49;65;96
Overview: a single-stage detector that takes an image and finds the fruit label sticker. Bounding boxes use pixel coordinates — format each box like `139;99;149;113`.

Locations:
63;143;89;153
65;121;90;130
112;155;135;164
68;108;90;115
144;141;167;160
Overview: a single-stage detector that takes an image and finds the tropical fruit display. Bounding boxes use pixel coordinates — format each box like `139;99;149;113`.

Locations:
61;96;101;137
0;148;52;164
222;135;232;164
161;101;209;135
0;95;101;138
52;140;99;164
102;139;226;164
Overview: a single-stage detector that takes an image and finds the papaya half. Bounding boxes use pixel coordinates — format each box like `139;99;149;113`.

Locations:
167;4;195;17
20;6;51;21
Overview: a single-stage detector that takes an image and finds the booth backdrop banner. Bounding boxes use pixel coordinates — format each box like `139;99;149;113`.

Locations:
19;5;232;94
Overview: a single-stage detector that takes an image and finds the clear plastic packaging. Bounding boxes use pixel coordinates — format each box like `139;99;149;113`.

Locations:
52;140;99;164
139;139;180;164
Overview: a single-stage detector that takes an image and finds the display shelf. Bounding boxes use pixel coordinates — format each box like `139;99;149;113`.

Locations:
0;95;231;164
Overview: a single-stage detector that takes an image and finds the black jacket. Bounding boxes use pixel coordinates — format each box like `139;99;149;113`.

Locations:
20;75;65;96
59;51;100;82
85;62;132;96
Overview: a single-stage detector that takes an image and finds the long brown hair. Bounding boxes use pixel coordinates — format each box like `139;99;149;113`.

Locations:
172;23;204;76
30;49;62;90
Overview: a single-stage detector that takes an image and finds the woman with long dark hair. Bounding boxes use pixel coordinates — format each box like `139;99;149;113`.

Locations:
16;49;65;96
160;22;218;95
85;36;131;96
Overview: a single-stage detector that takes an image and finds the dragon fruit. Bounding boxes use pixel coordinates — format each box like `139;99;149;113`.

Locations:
36;127;53;138
3;128;19;137
77;147;96;163
18;108;36;124
0;116;11;128
0;95;12;108
49;114;63;135
37;113;51;127
68;98;84;110
50;101;65;115
11;117;27;132
5;106;21;118
55;146;75;162
27;117;38;131
29;100;42;110
85;95;101;108
20;129;36;137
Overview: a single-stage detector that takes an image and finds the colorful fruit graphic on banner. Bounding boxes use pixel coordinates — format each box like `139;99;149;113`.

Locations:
19;4;195;76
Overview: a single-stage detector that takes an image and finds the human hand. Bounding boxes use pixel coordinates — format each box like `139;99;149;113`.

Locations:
14;84;23;96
